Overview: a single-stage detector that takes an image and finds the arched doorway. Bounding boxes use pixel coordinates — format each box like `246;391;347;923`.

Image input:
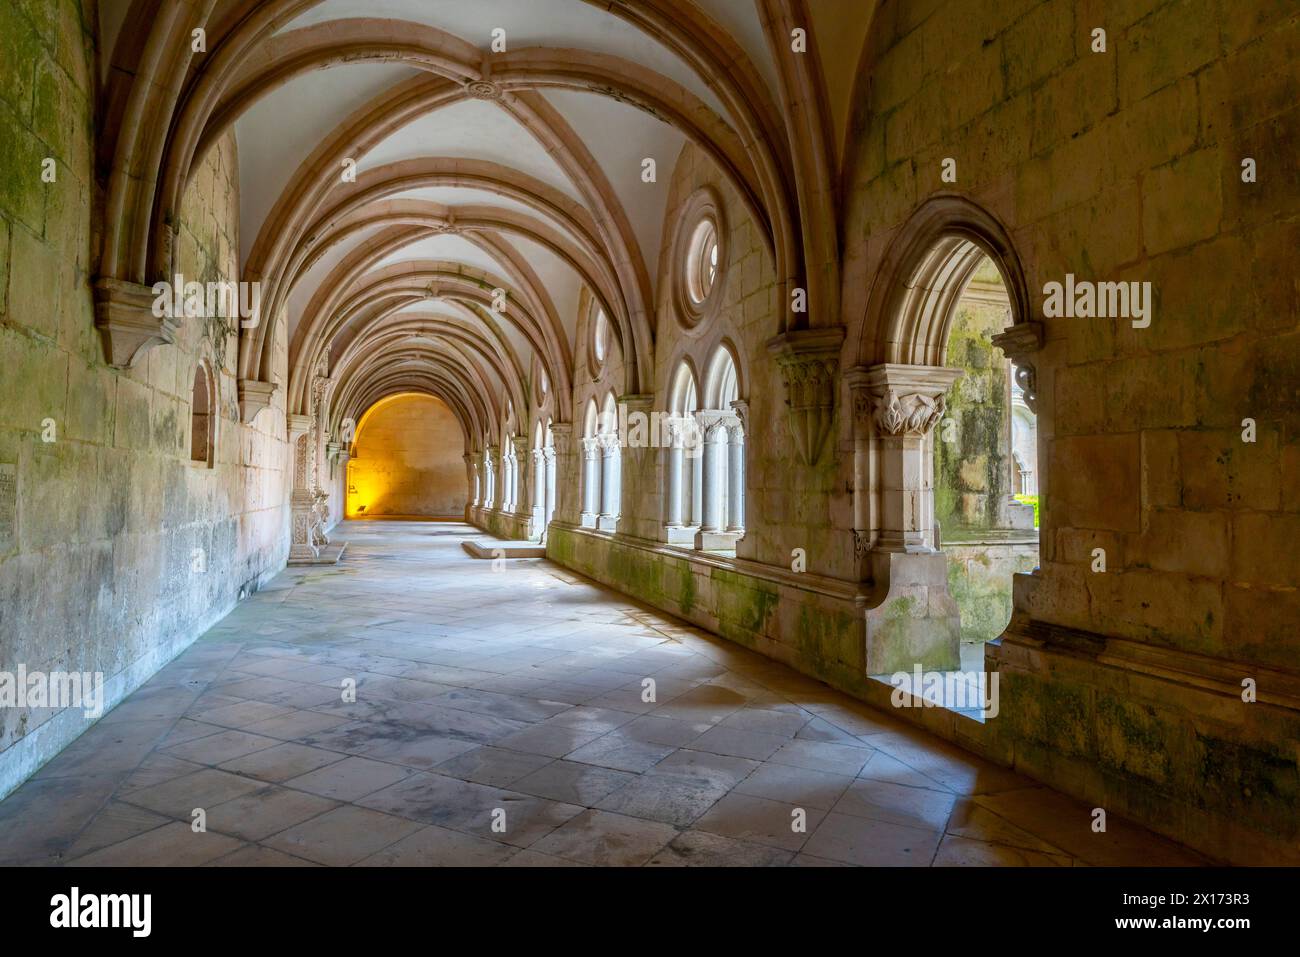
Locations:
346;393;466;519
851;197;1044;714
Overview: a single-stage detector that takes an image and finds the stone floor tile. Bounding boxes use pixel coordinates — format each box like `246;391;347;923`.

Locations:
263;806;423;866
801;812;942;866
284;756;416;802
67;822;244;867
529;809;678;866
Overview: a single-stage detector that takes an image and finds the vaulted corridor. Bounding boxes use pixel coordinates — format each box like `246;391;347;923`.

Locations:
2;0;1298;886
0;522;1202;867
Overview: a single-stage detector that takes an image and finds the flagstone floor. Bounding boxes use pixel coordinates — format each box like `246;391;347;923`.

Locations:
0;521;1207;867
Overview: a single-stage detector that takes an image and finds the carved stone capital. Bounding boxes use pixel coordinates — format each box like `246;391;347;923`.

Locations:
548;423;573;454
766;327;846;465
618;393;655;414
847;363;963;438
238;379;277;424
94;278;179;369
873;391;946;436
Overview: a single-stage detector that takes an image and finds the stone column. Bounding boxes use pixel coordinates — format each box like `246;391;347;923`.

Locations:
464;453;476;522
580;436;600;527
510;435;530;522
500;443;513;511
664;419;685;529
695;413;729;549
531;447;546;536
862;364;963;553
483;446;497;510
613;393;654;539
726;422;745;532
689;438;703;529
287;413;319;562
543;445;557;525
598;434;619;532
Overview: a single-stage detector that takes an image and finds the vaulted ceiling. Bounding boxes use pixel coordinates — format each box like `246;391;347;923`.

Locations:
97;0;879;449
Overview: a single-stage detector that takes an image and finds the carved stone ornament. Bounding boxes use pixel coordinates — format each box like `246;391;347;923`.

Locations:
990;320;1044;414
766;327;846;465
846;363;964;440
465;80;501;100
873;390;947;437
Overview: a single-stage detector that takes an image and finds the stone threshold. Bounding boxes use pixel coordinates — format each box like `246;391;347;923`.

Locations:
461;539;547;559
287;543;347;566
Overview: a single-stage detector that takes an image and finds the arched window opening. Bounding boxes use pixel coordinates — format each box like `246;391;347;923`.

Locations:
674;190;726;329
592;309;609;367
189;363;214;467
543;419;556;528
580;394;621;532
686;219;719;306
600;392;621;528
581;400;600;529
663;361;702;544
932;253;1039;662
694;346;744;552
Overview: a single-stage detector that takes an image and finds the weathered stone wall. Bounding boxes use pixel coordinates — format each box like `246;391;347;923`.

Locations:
935;292;1013;534
841;0;1300;862
540;140;870;687
347;394;464;518
0;0;289;798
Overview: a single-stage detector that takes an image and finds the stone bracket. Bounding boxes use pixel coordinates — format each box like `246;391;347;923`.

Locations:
991;319;1044;413
238;379;278;424
766;326;846;465
93;277;178;369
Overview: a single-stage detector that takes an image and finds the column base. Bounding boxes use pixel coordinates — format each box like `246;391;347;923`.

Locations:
663;525;698;545
288;542;346;566
694;529;742;551
597;515;618;533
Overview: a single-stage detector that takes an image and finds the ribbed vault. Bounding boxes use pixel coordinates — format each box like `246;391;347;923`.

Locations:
96;0;847;457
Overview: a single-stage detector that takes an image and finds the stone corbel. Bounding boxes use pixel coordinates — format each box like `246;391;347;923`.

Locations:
766;327;846;465
286;413;313;443
238;379;277;424
94;277;179;369
991;319;1044;414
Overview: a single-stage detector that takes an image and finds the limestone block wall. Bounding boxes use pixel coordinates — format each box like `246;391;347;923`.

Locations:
840;0;1300;862
0;0;289;798
536;140;879;730
653;144;847;579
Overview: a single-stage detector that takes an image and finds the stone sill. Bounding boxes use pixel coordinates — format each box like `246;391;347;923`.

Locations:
551;521;869;605
941;528;1039;546
999;618;1300;713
